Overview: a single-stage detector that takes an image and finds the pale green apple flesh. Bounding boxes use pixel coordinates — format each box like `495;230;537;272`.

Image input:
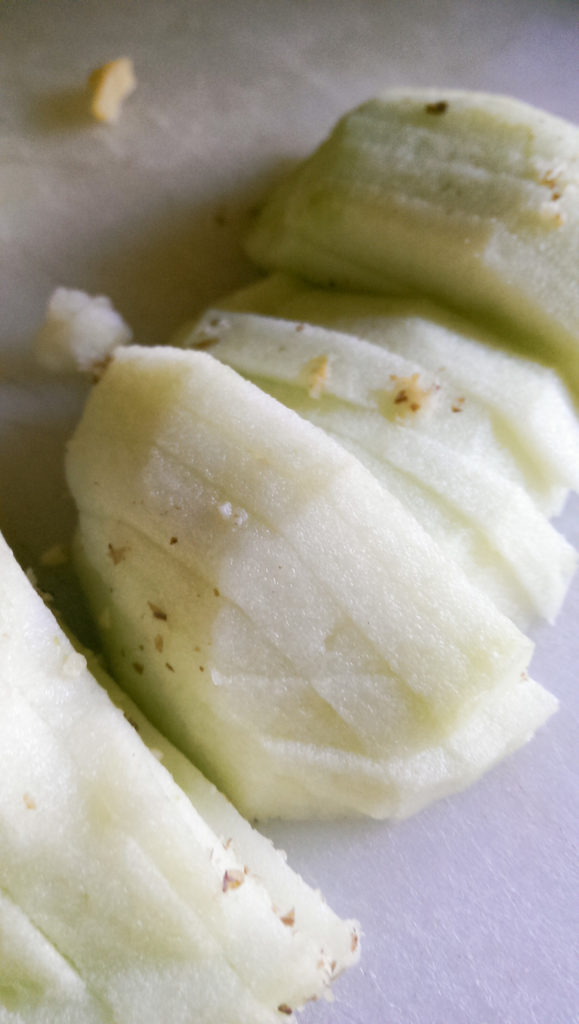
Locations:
65;345;556;821
182;308;577;627
0;530;359;1022
245;90;579;394
220;274;579;508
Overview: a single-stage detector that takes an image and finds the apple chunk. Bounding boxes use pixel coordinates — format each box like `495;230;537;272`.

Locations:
0;530;359;1022
245;90;579;394
66;345;554;821
182;308;577;627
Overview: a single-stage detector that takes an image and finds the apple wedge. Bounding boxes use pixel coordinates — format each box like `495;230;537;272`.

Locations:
0;530;359;1022
183;309;577;627
66;345;555;820
221;273;579;510
245;90;579;394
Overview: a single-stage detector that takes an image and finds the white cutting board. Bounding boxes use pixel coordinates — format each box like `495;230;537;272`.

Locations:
0;2;577;1021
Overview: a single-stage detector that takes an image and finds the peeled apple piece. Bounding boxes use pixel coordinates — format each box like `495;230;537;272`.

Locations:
0;531;359;1023
184;309;577;627
66;345;556;820
245;90;579;393
222;273;579;510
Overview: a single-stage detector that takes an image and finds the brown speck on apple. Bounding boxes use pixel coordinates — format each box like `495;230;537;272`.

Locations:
132;662;144;675
23;793;36;810
222;869;245;892
148;602;167;621
107;543;128;565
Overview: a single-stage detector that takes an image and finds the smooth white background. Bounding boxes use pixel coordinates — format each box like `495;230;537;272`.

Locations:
0;3;577;1022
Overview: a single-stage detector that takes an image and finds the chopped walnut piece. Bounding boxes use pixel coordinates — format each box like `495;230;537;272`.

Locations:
148;601;167;621
107;543;128;566
23;793;36;810
89;57;137;124
280;908;295;927
302;354;330;398
381;372;434;419
222;869;245;892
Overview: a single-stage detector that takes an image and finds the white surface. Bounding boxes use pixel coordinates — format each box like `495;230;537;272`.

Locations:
0;2;577;1022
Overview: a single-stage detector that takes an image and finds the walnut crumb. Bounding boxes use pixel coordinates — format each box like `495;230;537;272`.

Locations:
23;793;36;810
148;602;167;621
89;57;136;124
108;543;128;566
382;372;433;419
222;869;245;892
303;354;330;399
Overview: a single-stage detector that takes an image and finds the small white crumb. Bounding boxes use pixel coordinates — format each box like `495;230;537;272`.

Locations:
89;57;137;124
149;747;164;762
35;287;132;373
218;502;248;528
39;543;69;568
62;652;87;678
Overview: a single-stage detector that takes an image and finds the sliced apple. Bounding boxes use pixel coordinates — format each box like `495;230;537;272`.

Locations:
220;275;579;509
65;345;554;821
183;309;576;626
0;530;359;1021
245;90;579;394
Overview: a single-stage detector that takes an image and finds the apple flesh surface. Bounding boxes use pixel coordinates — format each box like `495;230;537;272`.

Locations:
0;530;359;1022
65;345;555;821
